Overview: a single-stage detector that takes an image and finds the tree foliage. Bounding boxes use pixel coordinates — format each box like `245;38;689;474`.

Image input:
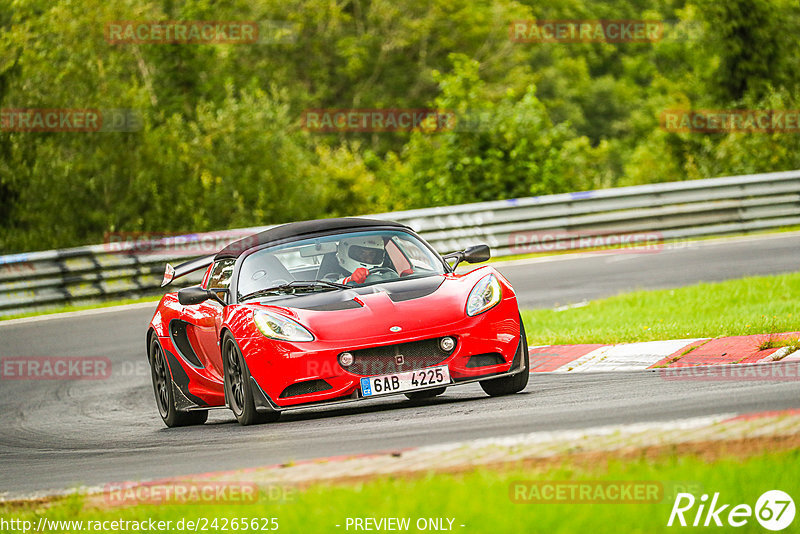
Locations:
1;0;799;252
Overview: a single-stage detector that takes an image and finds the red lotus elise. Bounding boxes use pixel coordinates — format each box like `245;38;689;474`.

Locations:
147;218;529;427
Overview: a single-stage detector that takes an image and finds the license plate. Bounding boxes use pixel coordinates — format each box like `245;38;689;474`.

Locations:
360;366;450;397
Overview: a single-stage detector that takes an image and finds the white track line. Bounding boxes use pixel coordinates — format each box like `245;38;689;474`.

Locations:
407;413;736;454
552;339;703;373
0;300;159;327
488;230;800;269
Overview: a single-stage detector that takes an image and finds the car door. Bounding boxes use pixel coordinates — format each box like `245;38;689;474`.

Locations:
179;259;235;380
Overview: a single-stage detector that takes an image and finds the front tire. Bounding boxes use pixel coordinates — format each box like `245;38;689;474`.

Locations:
149;335;208;427
479;320;529;397
222;333;279;426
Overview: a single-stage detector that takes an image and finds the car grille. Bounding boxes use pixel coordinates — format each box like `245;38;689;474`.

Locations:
343;338;454;376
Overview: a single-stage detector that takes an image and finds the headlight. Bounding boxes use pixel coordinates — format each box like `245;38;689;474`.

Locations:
466;274;502;316
254;311;314;342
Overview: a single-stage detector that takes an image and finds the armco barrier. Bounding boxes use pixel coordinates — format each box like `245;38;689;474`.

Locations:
1;170;799;316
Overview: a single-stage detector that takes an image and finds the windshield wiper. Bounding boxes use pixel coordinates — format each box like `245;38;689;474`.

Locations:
240;279;349;301
289;279;350;290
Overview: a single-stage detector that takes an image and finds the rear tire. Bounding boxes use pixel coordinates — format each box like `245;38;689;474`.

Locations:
479;320;529;397
405;387;446;400
149;335;208;427
222;333;280;426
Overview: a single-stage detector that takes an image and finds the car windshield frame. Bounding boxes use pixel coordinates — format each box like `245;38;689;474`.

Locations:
232;228;448;303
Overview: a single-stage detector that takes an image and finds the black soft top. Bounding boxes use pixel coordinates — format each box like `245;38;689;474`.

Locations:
215;217;409;260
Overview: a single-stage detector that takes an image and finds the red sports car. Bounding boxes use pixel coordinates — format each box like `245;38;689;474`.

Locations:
147;218;529;427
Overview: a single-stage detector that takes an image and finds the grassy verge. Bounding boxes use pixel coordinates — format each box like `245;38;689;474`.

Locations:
758;335;800;351
522;272;799;346
2;448;797;533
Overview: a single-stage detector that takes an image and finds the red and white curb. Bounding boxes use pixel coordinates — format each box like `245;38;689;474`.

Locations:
529;332;800;373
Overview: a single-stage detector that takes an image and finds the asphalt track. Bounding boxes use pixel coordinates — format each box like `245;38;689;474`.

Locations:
1;233;799;498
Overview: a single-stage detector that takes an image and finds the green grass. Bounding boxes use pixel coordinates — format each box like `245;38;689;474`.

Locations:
758;336;800;352
522;272;799;346
0;295;161;321
2;448;797;533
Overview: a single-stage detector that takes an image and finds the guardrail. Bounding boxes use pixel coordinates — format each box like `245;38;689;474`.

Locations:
1;170;799;316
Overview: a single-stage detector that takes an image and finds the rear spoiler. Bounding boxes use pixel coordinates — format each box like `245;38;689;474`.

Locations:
161;255;215;287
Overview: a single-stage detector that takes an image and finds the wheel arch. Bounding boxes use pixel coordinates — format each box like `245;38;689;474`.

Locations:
219;326;233;346
146;327;158;361
219;327;234;406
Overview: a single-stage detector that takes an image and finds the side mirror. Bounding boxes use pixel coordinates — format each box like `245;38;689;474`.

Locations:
178;286;226;306
463;244;491;264
444;244;491;270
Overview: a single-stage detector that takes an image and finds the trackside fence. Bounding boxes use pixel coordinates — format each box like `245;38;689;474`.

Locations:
1;170;799;316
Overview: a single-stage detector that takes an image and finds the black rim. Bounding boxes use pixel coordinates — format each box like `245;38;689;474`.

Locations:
151;341;170;417
225;340;245;415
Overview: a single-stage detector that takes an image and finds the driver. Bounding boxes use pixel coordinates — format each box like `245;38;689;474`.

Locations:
337;235;387;285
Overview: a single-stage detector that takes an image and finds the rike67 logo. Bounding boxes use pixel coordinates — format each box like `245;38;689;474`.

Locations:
668;490;795;530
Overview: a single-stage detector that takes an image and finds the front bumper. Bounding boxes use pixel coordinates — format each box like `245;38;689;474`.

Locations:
240;300;521;409
250;332;527;414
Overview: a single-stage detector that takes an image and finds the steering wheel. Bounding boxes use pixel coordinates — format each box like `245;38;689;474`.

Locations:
366;267;398;281
321;273;341;283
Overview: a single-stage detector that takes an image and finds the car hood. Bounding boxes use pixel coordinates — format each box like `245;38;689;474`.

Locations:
248;274;481;342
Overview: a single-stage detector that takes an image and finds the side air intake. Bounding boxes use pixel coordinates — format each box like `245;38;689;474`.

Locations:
466;353;505;368
279;379;333;398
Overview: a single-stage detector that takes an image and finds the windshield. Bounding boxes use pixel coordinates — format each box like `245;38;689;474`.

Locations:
237;229;445;299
